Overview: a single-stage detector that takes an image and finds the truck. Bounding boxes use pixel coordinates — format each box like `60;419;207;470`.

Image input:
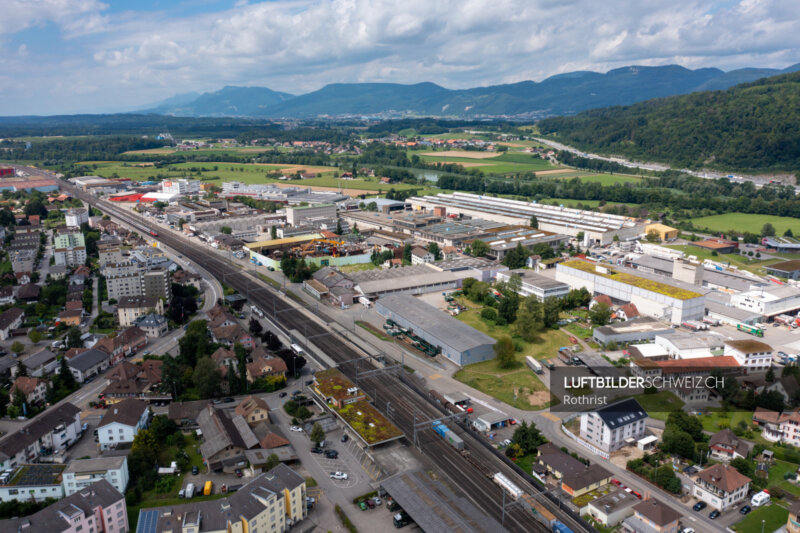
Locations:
542;359;556;371
492;472;523;500
185;483;195;498
203;480;212;496
557;348;573;365
681;321;708;331
702;317;721;326
775;314;795;326
737;323;764;337
526;356;544;374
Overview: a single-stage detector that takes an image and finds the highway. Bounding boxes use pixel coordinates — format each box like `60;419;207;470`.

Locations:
50;175;586;533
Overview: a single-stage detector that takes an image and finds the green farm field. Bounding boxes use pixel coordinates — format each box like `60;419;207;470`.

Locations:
689;213;800;236
76;160;433;194
549;172;642;185
416;151;557;174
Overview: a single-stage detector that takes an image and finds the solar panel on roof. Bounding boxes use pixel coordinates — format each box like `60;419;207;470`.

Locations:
136;510;160;533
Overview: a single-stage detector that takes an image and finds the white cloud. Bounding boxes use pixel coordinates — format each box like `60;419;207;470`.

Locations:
0;0;798;114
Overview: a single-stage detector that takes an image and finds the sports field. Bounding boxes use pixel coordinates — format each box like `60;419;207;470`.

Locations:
689;213;800;236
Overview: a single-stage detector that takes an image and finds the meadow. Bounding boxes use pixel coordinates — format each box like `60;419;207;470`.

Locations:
689;213;800;236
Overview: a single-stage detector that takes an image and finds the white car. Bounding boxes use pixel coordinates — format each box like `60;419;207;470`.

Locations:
502;439;512;447
289;426;303;432
330;471;348;480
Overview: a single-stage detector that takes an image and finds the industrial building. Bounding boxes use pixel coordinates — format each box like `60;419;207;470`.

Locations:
352;266;459;299
644;223;678;241
246;234;372;269
593;317;674;345
628;254;767;294
161;179;200;195
763;236;800;253
731;285;800;317
557;259;705;324
496;269;570;299
408;192;645;244
766;260;800;280
220;181;349;205
286;203;337;226
376;294;495;366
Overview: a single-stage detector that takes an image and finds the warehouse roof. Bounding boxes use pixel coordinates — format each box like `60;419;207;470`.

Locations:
358;272;457;297
376;294;495;353
381;469;504;533
725;339;773;353
502;269;569;289
768;259;800;273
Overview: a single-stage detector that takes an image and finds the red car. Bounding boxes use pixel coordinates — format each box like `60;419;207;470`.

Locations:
631;491;642;499
611;479;621;486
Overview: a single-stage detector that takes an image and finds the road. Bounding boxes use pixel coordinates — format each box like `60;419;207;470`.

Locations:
52;173;560;533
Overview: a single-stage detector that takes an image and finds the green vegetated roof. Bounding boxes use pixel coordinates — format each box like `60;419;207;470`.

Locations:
337;400;403;445
314;368;360;402
562;260;702;300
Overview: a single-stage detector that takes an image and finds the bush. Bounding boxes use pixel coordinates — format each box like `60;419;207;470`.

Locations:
335;504;358;533
480;308;497;321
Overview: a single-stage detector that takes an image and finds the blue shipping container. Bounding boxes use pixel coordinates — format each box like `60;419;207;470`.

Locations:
552;521;574;533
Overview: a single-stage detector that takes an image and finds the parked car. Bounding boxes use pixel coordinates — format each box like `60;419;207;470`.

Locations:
693;502;707;512
373;496;382;505
289;426;303;432
222;397;235;403
358;500;367;511
341;434;349;443
325;450;338;459
740;505;751;515
192;466;199;475
365;499;375;509
611;478;621;486
292;390;301;396
501;439;512;447
709;510;720;520
305;380;314;385
81;423;89;433
330;472;348;480
235;469;243;478
279;392;287;398
311;447;323;454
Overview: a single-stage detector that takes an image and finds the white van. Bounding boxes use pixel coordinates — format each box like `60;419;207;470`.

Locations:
185;483;195;499
751;490;770;507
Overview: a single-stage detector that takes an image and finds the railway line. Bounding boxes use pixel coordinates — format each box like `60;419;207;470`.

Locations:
56;176;592;533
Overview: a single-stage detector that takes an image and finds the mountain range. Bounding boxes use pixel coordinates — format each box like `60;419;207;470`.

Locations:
144;63;800;118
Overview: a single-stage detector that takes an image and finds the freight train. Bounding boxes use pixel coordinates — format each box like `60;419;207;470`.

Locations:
431;420;464;450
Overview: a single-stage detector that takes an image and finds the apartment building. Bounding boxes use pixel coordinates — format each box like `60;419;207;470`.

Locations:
580;398;648;453
106;266;172;302
63;456;129;496
97;399;150;450
10;376;48;405
0;479;128;533
117;295;165;327
53;228;87;266
0;403;82;470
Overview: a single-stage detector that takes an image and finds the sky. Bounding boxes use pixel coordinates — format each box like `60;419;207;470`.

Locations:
0;0;798;115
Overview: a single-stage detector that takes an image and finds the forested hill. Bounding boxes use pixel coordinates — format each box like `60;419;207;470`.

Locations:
537;71;800;172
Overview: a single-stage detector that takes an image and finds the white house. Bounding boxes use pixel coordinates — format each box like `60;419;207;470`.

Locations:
724;339;772;373
580;398;648;453
411;246;435;265
97;399;150;450
693;463;751;511
62;456;129;496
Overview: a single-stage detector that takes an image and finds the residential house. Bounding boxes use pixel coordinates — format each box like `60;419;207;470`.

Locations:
173;269;202;290
16;283;40;302
0;403;82;470
102;360;164;402
56;309;83;326
0;307;24;340
117;295;164;327
93;336;125;366
693;463;751;511
0;286;14;305
0;479;128;533
411;246;434;265
622;499;681;533
211;347;238;367
211;324;254;349
441;245;459;260
97;398;150;450
580;398;648;453
587;489;639;526
65;300;84;311
764;375;800;403
724;339;773;373
788;501;800;533
49;264;67;280
247;357;288;382
136;464;306;532
134;312;169;338
591;294;613;309
167;400;210;427
62;456;129;496
116;326;147;356
207;303;238;330
752;407;785;442
616;303;640;321
66;348;111;382
197;404;259;472
10;376;48;405
235;396;271;426
536;443;612;497
708;428;752;462
17;348;58;377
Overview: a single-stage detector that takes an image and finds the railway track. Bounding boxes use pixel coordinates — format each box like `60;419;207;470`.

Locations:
58;178;590;533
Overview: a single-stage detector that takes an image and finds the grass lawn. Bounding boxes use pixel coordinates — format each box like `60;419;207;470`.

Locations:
732;504;788;533
552;172;642;185
690;213;800;237
697;408;756;433
564;322;593;339
633;391;684;421
454;304;570;410
767;459;800;497
665;244;782;275
415;152;557;174
339;263;378;273
515;453;537;474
